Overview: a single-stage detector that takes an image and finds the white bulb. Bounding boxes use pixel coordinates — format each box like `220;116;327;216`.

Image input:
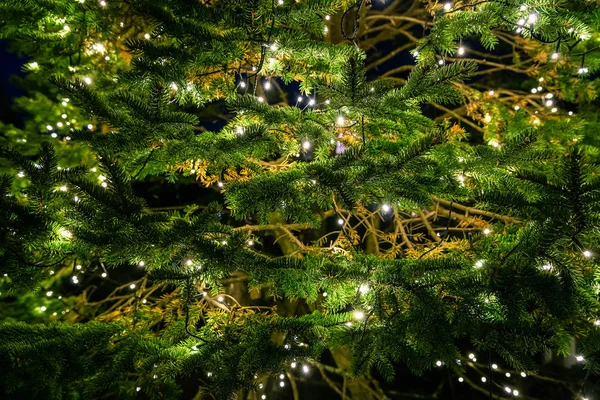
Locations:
594;320;600;326
87;124;93;129
302;365;309;373
520;372;526;377
336;115;345;126
337;218;344;225
264;81;271;90
474;260;484;268
551;107;557;113
505;387;512;393
359;284;369;294
46;291;53;297
302;141;311;150
527;14;537;24
51;133;58;138
458;377;464;382
443;2;451;11
584;250;593;258
277;0;283;4
217;181;224;187
257;96;264;102
101;272;107;278
218;296;224;302
279;381;284;387
436;360;442;367
576;355;585;362
353;311;365;320
75;264;82;270
269;43;278;51
239;81;246;88
325;15;330;20
297;96;303;103
483;228;491;235
481;377;487;383
552;52;559;60
40;306;47;311
100;0;107;6
505;372;511;377
488;90;495;95
144;33;151;39
546;100;553;107
130;284;136;289
186;259;193;266
569;111;573;116
138;261;145;267
531;88;538;94
468;353;475;359
517;18;525;26
46;125;53;131
322;292;327;297
291;362;297;368
136;387;141;392
381;204;391;212
83;77;92;85
308;98;315;106
513;390;519;397
247;240;254;246
458;46;465;55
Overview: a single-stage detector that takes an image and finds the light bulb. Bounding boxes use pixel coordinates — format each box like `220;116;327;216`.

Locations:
458;46;465;55
264;81;271;90
46;291;53;297
583;250;593;258
527;14;537;24
336;115;345;126
302;141;311;150
359;284;369;294
443;2;451;11
337;218;344;225
481;377;487;383
130;284;136;289
381;204;391;212
302;365;309;374
186;260;193;266
552;52;559;60
436;360;442;366
353;310;365;320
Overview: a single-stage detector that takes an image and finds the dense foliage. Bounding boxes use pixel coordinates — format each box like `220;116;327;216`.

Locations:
2;0;600;399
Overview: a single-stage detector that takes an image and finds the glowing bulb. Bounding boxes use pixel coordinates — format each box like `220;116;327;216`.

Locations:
218;296;224;302
576;355;585;362
264;81;271;90
468;353;475;359
436;361;442;367
101;272;107;278
40;306;47;311
217;181;223;188
359;284;369;294
458;377;464;382
83;77;92;85
505;387;512;394
481;377;487;383
130;283;136;289
527;14;537;24
302;365;309;373
239;81;246;88
492;364;498;369
520;372;526;377
99;0;106;6
505;372;511;377
488;90;495;95
138;261;145;267
583;250;593;258
59;228;72;238
336;115;345;126
186;259;193;266
552;52;559;60
302;141;311;150
381;204;391;212
474;260;484;268
337;218;344;225
144;33;151;39
458;47;465;55
353;310;365;320
443;2;451;11
291;362;297;368
46;291;53;297
483;228;491;235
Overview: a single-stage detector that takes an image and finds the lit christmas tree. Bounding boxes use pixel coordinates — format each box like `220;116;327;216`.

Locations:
1;0;600;399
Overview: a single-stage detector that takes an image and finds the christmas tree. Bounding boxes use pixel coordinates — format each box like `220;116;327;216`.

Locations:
2;0;600;398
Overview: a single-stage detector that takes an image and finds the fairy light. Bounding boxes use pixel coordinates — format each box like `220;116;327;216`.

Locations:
527;13;537;24
264;81;272;90
576;355;585;362
336;115;345;126
458;46;465;56
99;0;107;6
40;306;47;312
583;250;593;258
337;218;344;225
302;365;310;374
443;2;451;11
29;62;39;69
468;353;475;359
302;141;311;150
59;228;72;238
291;362;297;368
247;240;254;246
75;264;82;270
474;260;484;268
381;204;391;213
505;372;511;377
72;276;79;284
481;377;487;383
138;261;145;267
218;296;224;302
186;259;193;266
492;364;498;369
217;181;224;188
353;310;365;320
552;52;559;60
101;272;107;278
436;360;443;367
520;372;526;377
144;33;151;39
359;284;369;294
458;377;464;382
17;171;25;178
129;283;136;290
46;291;53;297
483;228;491;235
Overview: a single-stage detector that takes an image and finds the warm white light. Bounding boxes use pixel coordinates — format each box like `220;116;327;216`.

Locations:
359;284;369;294
337;218;344;225
458;377;464;382
130;283;136;289
483;228;491;235
186;259;193;266
144;33;151;39
353;311;365;320
527;14;537;24
505;372;511;377
505;387;512;394
552;52;559;60
488;90;495;95
336;115;345;126
100;0;107;6
40;306;47;312
138;261;145;267
302;365;309;373
291;362;297;368
583;250;593;258
576;355;585;362
302;141;311;150
468;353;475;359
520;372;526;377
101;272;107;278
481;377;487;383
218;296;224;302
59;228;72;238
492;364;498;369
443;2;451;11
381;204;391;212
474;260;484;268
46;291;53;297
436;360;442;367
217;181;224;188
458;47;465;55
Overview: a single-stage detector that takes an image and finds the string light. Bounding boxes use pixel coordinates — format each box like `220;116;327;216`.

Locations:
129;283;136;289
359;284;369;294
336;115;345;126
353;310;365;320
381;204;391;213
443;2;451;11
583;250;593;258
302;365;310;374
264;81;272;90
302;141;311;150
576;355;585;362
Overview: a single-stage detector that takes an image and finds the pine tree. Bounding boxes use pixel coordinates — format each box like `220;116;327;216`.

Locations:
2;0;600;399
